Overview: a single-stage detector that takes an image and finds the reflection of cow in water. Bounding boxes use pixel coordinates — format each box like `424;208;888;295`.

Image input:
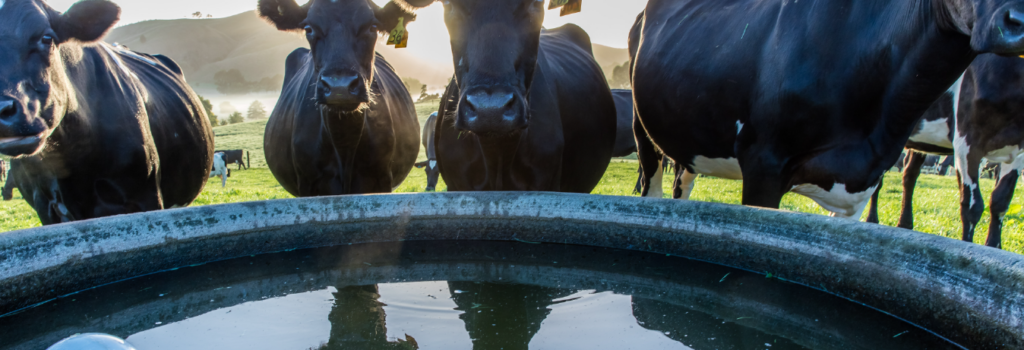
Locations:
321;285;418;349
326;282;570;349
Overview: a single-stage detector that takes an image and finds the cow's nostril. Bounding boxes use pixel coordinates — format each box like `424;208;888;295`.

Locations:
500;93;515;109
0;101;16;120
1007;9;1024;28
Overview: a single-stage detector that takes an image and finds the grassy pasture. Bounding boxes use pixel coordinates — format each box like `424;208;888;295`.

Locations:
1;102;1021;255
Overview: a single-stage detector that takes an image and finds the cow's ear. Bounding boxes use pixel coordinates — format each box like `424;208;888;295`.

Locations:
392;0;436;10
375;2;417;34
54;0;120;43
258;0;310;31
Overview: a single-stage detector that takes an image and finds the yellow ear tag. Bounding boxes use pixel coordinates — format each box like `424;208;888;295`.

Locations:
549;0;569;10
387;17;406;46
560;0;581;16
395;32;409;48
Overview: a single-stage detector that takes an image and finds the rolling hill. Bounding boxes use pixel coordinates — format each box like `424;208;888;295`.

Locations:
104;11;629;92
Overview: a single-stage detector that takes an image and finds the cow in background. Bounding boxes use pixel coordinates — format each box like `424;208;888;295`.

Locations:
1;160;17;201
869;55;1024;248
215;149;249;170
414;112;441;191
210;152;228;187
0;0;214;224
611;89;637;158
258;0;420;197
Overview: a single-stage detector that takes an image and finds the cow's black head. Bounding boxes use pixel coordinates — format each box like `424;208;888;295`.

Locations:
259;0;414;112
397;0;543;136
942;0;1024;53
0;0;119;156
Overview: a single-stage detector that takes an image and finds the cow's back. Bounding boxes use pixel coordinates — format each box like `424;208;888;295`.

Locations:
124;49;215;207
265;48;318;196
372;56;420;188
537;25;617;192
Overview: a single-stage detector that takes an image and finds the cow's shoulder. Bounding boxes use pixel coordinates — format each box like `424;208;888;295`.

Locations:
151;54;184;76
541;24;594;57
284;48;312;80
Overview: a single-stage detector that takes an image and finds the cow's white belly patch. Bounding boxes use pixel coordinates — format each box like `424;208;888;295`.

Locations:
999;154;1024;181
985;145;1021;164
791;183;877;219
691;156;743;180
909;118;953;148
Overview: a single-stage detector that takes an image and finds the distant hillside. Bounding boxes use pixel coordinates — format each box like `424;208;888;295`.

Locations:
105;11;454;90
593;44;630;79
106;11;630;91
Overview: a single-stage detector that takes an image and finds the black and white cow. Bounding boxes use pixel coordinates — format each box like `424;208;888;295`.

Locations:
400;0;617;192
413;111;440;191
631;0;1024;220
258;0;420;196
0;0;214;224
1;159;15;201
870;55;1024;248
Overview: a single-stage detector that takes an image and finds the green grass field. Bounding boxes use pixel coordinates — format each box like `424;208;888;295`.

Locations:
2;102;1021;255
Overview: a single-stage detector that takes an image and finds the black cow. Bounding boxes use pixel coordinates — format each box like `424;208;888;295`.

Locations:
258;0;420;196
413;112;440;191
631;0;1024;221
0;0;214;224
215;149;249;170
611;89;637;158
398;0;616;192
868;55;1024;248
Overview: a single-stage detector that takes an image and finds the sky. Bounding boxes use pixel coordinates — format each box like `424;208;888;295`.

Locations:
43;0;648;60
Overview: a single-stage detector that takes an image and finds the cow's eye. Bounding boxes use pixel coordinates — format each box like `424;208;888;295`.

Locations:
304;26;314;36
41;35;53;46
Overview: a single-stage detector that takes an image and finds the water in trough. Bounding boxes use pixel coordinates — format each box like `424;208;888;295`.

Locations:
0;241;959;350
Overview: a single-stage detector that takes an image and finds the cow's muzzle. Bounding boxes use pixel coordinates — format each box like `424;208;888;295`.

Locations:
318;74;369;111
0;99;48;157
456;87;527;136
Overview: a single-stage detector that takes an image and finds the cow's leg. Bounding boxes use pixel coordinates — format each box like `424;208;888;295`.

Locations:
955;152;984;244
644;158;665;198
674;168;698;200
985;156;1023;248
865;175;882;223
897;151;927;229
633;111;663;197
739;152;785;209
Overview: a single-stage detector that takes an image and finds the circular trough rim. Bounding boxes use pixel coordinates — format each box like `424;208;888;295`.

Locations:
0;192;1021;349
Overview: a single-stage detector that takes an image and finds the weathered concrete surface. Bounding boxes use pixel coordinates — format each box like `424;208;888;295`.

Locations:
0;192;1021;348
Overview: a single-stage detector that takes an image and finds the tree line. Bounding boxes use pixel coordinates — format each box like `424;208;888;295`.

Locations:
198;96;267;127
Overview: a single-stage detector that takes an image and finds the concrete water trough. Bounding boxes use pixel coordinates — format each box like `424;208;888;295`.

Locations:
0;192;1021;349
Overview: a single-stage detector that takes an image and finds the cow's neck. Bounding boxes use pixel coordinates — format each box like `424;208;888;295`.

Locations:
321;107;365;194
868;0;975;175
477;132;521;191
